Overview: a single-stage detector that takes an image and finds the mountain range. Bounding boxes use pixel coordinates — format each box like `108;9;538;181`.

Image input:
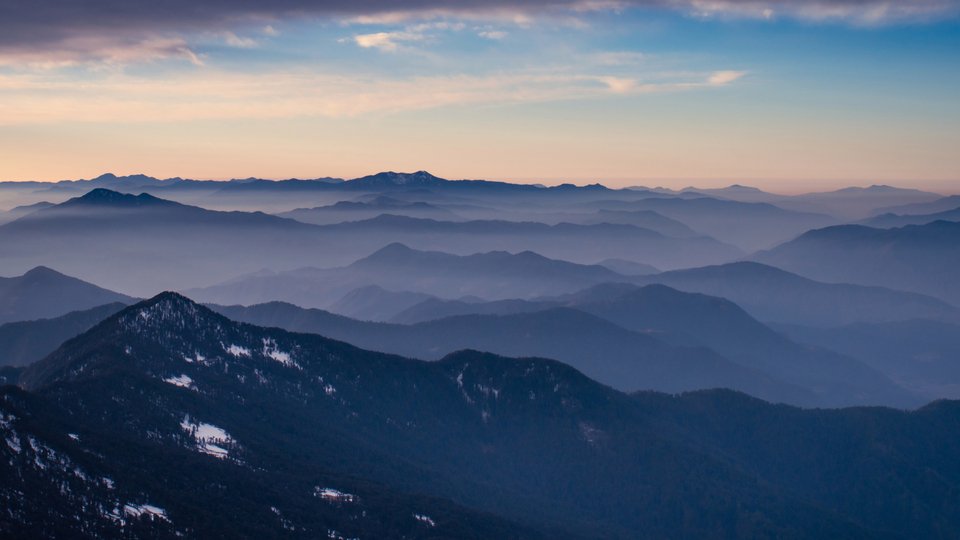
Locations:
0;189;741;296
3;294;960;538
861;207;960;228
212;283;915;408
754;220;960;306
188;243;636;308
0;266;133;325
277;196;463;225
578;196;836;251
778;318;960;400
630;261;960;326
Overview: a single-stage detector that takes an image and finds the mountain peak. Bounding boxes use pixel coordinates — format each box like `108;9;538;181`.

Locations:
352;243;430;266
349;170;447;187
66;189;173;208
88;172;160;184
21;266;67;279
127;290;201;313
370;242;416;257
112;292;218;337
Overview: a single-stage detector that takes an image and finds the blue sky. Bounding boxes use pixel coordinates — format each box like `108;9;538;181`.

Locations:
0;1;957;192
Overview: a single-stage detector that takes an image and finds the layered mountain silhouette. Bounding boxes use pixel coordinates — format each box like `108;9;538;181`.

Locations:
630;261;960;326
363;260;950;331
873;194;960;217
0;189;741;296
771;185;944;220
511;208;701;238
0;303;127;367
328;285;436;322
4;294;960;538
780;318;960;401
278;196;462;225
594;258;660;276
0;189;331;294
189;243;635;308
0;201;54;224
754;221;960;306
314;214;742;269
0;266;133;324
579;196;835;251
214;283;915;408
214;300;816;405
862;207;960;228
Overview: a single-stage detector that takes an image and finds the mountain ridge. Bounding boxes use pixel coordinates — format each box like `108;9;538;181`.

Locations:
6;292;960;538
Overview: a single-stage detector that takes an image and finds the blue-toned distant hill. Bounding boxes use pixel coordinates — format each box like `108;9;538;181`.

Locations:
0;201;54;224
0;266;133;325
328;285;436;322
395;261;960;329
754;221;960;306
779;318;960;401
214;283;916;409
190;243;633;308
0;303;127;367
771;185;943;220
278;195;463;225
632;261;960;326
872;194;960;217
577;196;836;251
0;189;741;296
861;207;960;228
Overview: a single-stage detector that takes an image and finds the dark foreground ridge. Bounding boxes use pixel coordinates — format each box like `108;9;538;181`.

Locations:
3;292;960;538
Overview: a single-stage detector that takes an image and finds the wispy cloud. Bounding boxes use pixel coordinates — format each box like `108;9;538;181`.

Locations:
0;1;955;66
0;66;747;124
683;1;960;25
223;32;258;49
351;31;425;52
478;29;509;40
347;20;468;52
707;70;746;85
0;36;204;68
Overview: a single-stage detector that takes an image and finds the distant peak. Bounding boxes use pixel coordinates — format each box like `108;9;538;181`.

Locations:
725;184;763;192
80;188;127;200
365;242;418;258
66;188;171;208
22;265;66;279
349;170;447;187
89;172;158;183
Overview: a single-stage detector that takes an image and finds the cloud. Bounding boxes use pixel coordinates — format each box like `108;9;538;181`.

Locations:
599;76;637;93
0;1;955;47
592;51;646;66
352;31;425;51
682;1;959;24
478;30;508;39
0;1;954;65
223;32;258;49
0;36;204;68
0;65;746;124
707;70;746;85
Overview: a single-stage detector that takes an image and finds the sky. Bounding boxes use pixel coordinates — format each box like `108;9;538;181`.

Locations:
0;0;958;192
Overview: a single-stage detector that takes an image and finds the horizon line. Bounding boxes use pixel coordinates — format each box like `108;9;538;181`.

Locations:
1;171;958;197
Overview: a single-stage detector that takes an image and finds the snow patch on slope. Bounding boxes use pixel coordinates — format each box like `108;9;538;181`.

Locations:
224;344;251;358
262;338;300;369
163;374;196;390
180;416;236;459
